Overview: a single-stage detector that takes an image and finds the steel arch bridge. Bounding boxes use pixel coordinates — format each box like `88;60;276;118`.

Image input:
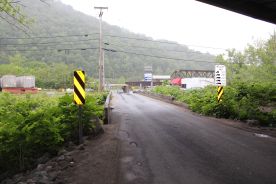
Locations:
171;70;215;79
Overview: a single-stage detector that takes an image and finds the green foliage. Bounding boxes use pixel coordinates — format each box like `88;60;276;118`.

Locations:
0;54;75;89
152;34;275;126
0;0;29;25
216;33;276;85
162;80;170;86
152;83;276;126
0;92;106;174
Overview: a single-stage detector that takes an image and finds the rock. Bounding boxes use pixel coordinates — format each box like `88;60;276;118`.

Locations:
45;165;53;172
78;144;85;150
56;155;65;161
37;164;45;171
32;171;49;184
48;171;59;181
58;160;69;170
51;161;58;168
26;179;35;184
57;149;67;156
37;153;50;164
64;151;72;156
13;173;23;182
54;180;65;184
39;171;47;176
65;155;74;162
246;119;259;126
69;162;74;167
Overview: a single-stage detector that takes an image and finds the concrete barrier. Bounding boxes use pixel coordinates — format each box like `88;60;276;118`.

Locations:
138;91;189;109
104;91;112;124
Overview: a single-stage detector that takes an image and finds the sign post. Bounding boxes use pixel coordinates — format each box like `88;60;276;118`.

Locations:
215;65;226;102
74;70;85;144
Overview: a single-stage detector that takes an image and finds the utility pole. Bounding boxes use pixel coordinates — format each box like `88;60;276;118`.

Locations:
94;6;108;92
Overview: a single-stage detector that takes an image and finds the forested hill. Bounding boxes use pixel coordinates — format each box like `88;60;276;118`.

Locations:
0;0;215;87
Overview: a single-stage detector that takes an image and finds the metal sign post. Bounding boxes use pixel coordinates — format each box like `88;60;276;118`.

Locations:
215;65;226;103
74;70;85;144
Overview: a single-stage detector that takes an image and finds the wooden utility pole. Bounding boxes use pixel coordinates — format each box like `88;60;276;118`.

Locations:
94;6;108;92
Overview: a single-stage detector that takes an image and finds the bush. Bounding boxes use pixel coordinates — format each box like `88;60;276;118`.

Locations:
0;92;107;175
151;82;276;126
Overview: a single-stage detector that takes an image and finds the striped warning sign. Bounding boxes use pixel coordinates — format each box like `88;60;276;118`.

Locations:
74;70;85;105
217;86;223;103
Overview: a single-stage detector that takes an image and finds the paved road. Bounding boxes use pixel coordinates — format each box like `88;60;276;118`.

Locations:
112;93;276;184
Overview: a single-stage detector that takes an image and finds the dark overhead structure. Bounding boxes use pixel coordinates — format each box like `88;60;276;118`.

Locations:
196;0;276;25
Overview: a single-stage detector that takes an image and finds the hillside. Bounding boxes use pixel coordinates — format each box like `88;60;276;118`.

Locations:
0;0;215;87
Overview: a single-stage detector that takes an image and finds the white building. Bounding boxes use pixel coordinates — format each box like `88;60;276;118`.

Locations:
152;75;171;82
181;78;214;89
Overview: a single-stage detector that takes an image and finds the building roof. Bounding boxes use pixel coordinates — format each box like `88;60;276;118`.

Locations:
152;75;171;80
196;0;276;24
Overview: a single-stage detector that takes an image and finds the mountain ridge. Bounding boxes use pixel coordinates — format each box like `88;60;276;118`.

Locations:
0;0;216;85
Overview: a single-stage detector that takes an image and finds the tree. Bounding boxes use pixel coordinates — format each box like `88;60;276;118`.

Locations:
0;0;29;28
216;33;276;84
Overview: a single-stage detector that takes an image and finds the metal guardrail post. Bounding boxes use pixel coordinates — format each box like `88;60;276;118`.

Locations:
104;91;112;124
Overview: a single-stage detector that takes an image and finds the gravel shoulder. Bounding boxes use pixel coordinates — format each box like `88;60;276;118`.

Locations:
59;122;120;184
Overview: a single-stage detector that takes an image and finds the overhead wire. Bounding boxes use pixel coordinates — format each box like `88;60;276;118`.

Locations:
0;38;99;46
0;45;216;63
1;47;99;52
0;33;99;40
103;48;216;64
104;42;214;54
104;34;228;50
0;33;228;51
0;33;221;63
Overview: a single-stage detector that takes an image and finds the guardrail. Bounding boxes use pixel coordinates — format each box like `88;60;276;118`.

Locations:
104;91;112;124
138;91;188;109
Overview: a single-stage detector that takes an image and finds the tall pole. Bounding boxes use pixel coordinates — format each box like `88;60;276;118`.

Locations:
94;7;108;92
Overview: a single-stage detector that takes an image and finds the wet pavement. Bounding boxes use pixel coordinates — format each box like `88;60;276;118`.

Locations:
112;93;276;184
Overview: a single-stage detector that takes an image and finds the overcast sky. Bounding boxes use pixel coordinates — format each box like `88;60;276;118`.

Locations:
60;0;276;55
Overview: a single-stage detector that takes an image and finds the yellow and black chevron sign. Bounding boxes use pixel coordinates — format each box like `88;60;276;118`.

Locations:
217;86;223;103
74;70;85;105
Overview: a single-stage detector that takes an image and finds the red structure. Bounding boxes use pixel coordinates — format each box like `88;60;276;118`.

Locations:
171;78;182;86
2;87;38;94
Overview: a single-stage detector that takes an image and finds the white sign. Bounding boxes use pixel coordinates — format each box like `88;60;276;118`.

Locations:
144;73;152;82
215;65;226;86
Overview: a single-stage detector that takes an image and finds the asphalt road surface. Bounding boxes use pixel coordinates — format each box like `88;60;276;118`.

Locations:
112;93;276;184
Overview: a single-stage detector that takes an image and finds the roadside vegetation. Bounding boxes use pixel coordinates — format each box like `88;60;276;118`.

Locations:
0;92;107;177
152;84;275;126
152;33;276;127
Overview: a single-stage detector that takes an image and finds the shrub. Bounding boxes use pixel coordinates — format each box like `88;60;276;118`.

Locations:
0;92;107;175
151;82;276;126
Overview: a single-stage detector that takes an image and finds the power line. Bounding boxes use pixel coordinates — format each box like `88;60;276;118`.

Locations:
0;38;99;46
1;47;99;52
103;48;216;63
104;34;227;50
0;33;99;40
1;45;215;63
104;42;214;54
0;33;228;51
